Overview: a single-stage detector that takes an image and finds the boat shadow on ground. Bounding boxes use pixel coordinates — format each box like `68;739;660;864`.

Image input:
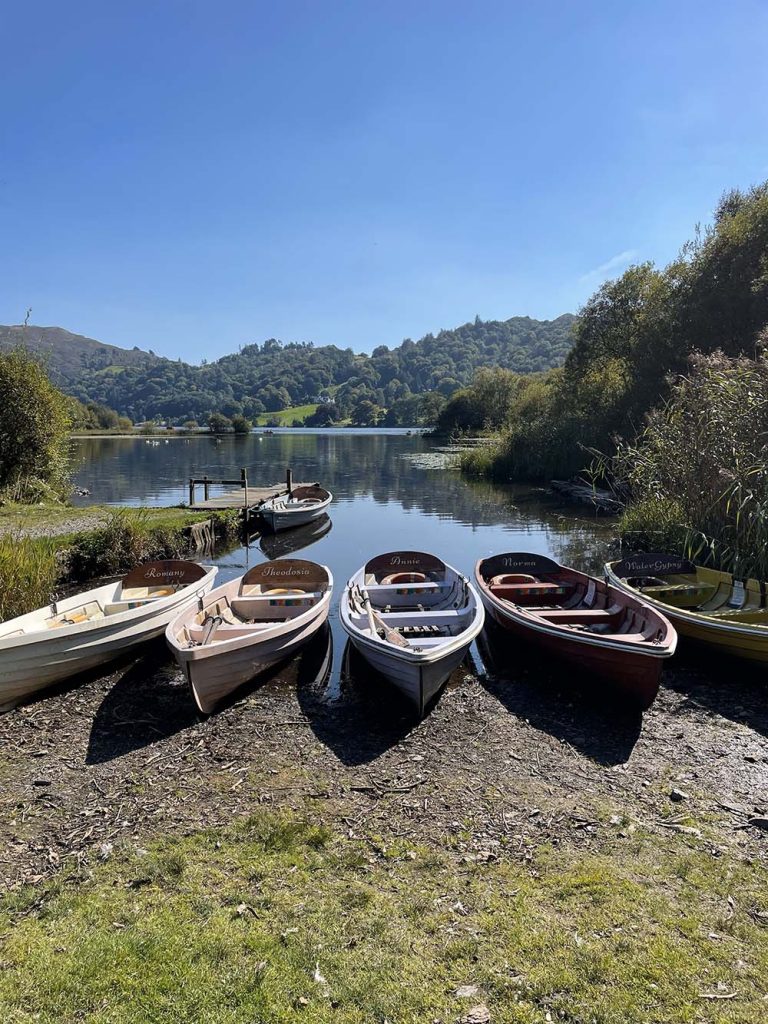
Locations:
662;643;768;739
86;638;324;763
86;639;198;764
297;634;419;766
475;621;643;766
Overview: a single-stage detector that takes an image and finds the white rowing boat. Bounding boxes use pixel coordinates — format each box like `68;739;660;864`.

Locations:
339;550;484;715
166;558;333;713
0;560;217;712
258;484;332;532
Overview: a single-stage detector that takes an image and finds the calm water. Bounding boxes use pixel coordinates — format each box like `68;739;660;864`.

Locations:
70;431;618;700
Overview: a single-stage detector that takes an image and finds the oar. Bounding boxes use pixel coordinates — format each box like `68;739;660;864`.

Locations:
361;592;409;648
201;614;223;645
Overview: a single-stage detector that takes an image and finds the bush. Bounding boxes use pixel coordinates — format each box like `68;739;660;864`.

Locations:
0;348;71;501
66;510;188;581
304;403;340;427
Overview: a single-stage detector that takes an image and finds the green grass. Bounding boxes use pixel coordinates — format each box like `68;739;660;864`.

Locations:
254;404;319;426
2;810;767;1022
0;503;207;533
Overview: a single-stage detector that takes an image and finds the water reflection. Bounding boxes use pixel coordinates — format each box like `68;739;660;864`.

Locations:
258;514;332;560
71;433;615;563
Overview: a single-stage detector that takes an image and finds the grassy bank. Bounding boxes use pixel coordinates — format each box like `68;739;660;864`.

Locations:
1;807;766;1022
255;404;319;426
0;505;240;621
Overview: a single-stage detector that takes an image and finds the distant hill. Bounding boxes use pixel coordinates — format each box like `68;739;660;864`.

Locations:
0;325;161;384
0;314;577;423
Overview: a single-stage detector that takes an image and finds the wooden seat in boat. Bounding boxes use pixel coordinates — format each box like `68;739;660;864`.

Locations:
47;602;105;628
366;581;447;594
536;608;620;625
490;581;566;600
395;623;444;636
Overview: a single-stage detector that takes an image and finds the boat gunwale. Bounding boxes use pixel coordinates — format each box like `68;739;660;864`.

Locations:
0;565;219;649
605;561;768;637
476;557;677;659
167;567;334;661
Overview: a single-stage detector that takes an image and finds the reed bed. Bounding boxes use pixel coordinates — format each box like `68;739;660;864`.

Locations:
614;352;768;579
0;533;60;622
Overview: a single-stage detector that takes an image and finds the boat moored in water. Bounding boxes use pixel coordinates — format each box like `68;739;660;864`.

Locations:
166;558;333;713
339;550;484;715
258;484;332;532
475;552;676;710
0;560;218;712
606;551;768;663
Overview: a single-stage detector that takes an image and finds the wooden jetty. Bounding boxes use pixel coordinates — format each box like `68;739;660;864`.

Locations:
188;468;312;525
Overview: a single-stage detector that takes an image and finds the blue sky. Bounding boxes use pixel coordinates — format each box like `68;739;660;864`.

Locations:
2;1;768;361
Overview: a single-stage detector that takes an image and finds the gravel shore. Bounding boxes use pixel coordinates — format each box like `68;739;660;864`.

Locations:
0;508;108;540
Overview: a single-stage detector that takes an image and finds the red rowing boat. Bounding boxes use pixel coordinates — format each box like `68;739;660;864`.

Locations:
474;552;677;709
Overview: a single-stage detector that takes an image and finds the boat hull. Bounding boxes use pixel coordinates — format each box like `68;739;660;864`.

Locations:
260;502;330;531
167;565;333;714
259;488;333;533
479;592;665;710
175;604;330;713
346;632;472;712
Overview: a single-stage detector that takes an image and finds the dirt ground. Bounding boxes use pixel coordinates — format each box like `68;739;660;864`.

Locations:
2;622;767;888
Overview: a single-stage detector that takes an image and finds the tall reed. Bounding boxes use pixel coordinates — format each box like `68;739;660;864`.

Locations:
0;534;60;622
613;352;768;579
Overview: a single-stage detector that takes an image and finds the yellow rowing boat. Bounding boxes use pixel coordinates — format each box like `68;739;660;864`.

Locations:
605;552;768;662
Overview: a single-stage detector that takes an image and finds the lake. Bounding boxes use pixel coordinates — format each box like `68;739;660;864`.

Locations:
69;430;617;700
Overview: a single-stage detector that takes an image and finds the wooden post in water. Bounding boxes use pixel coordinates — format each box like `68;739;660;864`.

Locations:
241;468;249;522
189;479;195;506
203;476;210;501
286;467;293;496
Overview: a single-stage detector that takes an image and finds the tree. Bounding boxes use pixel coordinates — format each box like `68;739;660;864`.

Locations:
304;403;339;427
208;412;232;433
418;391;447;426
231;414;252;434
0;348;71;499
350;399;383;426
435;390;485;434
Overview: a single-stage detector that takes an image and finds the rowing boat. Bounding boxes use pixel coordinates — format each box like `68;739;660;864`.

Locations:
0;560;217;712
339;550;484;715
166;557;333;713
258;484;332;532
606;551;768;662
475;552;676;709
